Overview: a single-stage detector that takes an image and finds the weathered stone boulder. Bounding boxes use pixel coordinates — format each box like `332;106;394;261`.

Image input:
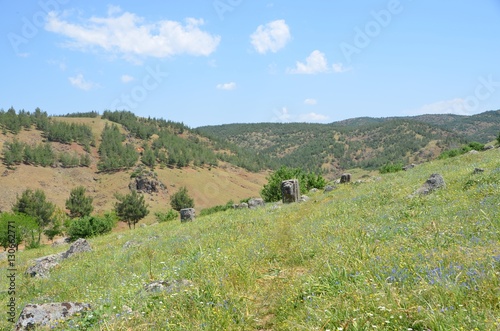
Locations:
323;185;335;193
15;302;92;331
129;171;166;194
27;239;92;278
403;164;416;171
340;173;351;184
299;195;310;202
248;198;265;209
180;208;195;222
309;188;318;193
484;145;494;150
51;237;70;247
473;168;485;174
414;173;446;196
26;254;63;278
61;238;92;259
281;179;300;203
468;150;479;154
143;279;194;294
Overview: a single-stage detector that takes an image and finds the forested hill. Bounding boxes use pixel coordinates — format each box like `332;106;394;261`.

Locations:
196;110;500;173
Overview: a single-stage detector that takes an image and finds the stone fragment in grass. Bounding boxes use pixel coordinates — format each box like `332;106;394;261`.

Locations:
473;168;485;174
26;254;64;278
143;279;194;294
248;198;265;209
323;185;335;193
281;179;300;203
340;173;352;183
413;173;446;196
62;238;92;259
180;208;195;222
15;302;92;331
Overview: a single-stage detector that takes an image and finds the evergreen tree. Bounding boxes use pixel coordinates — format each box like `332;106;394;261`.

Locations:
66;186;94;218
2;139;25;167
12;189;55;243
170;186;194;211
114;190;149;229
141;146;156;168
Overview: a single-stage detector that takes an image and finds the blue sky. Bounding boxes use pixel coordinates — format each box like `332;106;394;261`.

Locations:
1;1;500;127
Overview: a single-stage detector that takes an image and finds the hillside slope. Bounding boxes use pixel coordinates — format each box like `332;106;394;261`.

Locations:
2;146;499;330
197;110;500;174
0;115;268;221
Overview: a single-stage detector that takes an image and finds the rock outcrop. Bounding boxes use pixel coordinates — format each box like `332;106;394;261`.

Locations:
15;302;92;331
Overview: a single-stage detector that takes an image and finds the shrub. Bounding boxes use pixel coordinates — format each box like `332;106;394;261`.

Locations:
260;166;327;202
0;212;38;250
115;191;149;229
199;200;234;217
66;186;94;219
170;186;194;211
154;209;178;222
67;214;116;240
379;162;404;174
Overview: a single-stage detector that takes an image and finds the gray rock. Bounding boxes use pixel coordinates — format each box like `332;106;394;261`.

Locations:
143;279;194;294
62;238;92;259
129;171;166;194
340;173;352;184
248;198;265;209
180;208;195;222
281;179;300;203
123;240;141;249
51;237;70;247
15;302;91;331
484;145;494;150
140;224;147;228
299;195;310;202
309;188;318;193
414;173;446;196
473;168;485;174
238;202;249;209
26;254;63;278
323;185;335;193
403;163;416;171
468;150;479;154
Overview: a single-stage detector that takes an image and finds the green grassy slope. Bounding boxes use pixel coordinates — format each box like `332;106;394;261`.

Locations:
1;148;499;330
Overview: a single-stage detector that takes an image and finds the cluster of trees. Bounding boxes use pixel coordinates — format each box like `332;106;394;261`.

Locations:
2;139;91;168
438;142;485;159
0;107;49;134
45;121;95;148
97;124;138;172
61;111;99;118
260;166;326;202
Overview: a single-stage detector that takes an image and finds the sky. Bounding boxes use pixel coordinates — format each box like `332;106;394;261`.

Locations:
1;0;500;128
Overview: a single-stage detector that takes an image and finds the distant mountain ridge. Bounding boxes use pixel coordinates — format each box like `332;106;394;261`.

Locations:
196;110;500;174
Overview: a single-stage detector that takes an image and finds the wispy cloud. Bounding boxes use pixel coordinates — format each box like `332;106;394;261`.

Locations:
304;98;317;105
216;82;236;90
45;9;221;61
288;50;348;74
68;74;98;91
273;107;329;123
250;19;291;54
406;98;473;116
121;74;134;83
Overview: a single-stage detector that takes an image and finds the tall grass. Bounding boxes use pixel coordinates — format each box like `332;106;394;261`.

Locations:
1;149;499;330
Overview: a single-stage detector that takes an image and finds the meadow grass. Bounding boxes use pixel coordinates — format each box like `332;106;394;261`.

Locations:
1;149;499;330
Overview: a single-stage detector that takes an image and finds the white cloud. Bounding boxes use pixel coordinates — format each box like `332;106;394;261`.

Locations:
298;112;329;122
216;82;236;90
406;98;473;116
273;107;328;123
288;50;349;74
68;74;98;91
121;74;134;83
304;98;317;105
250;19;291;54
45;10;221;61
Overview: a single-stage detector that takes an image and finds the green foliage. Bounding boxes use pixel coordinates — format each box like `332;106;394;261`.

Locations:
62;111;99;118
67;214;116;241
13;189;55;230
0;212;38;250
59;152;81;168
170;186;195;211
45;121;94;146
141;146;156;168
115;190;149;229
260;166;326;202
65;186;94;219
79;153;91;167
23;142;56;166
98;124;138;172
379;162;404;174
154;209;178;222
199;200;234;217
497;131;500;145
2;138;25;167
439;141;485;159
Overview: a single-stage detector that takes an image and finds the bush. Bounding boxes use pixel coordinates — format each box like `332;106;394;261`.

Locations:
170;186;194;211
115;191;149;229
199;200;234;217
439;142;485;160
0;213;38;250
260;166;326;202
154;209;178;222
67;214;116;240
379;162;404;174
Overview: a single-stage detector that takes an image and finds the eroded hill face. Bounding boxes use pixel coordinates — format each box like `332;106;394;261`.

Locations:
0;116;268;222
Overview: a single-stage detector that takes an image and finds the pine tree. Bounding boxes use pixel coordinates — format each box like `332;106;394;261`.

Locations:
170;186;194;211
65;186;94;218
114;190;149;229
